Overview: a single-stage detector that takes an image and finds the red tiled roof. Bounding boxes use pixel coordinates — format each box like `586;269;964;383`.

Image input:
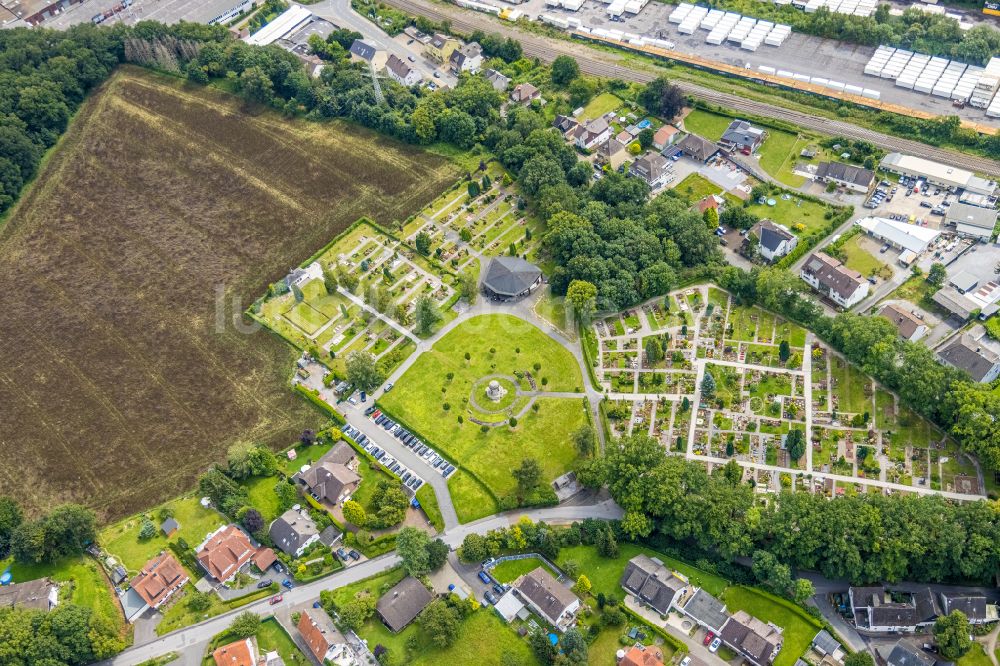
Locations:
212;638;257;666
620;645;665;666
131;552;189;609
197;525;255;582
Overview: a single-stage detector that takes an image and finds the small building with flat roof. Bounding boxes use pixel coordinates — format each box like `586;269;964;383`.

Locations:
947;202;997;239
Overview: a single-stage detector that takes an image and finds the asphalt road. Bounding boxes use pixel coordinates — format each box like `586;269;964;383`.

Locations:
103;500;624;665
375;0;1000;178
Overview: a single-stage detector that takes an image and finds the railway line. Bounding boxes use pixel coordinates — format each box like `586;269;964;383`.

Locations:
384;0;1000;178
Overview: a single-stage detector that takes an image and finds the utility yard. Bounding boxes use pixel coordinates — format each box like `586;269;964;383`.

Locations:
0;67;458;520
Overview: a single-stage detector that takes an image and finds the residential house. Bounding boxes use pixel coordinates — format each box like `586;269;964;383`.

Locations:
252;547;277;572
494;589;527;623
570;117;612;151
269;507;341;557
510;82;542;105
749;220;797;262
720;120;766;154
884;641;936;666
0;577;58;612
629;153;673;189
619;644;665;666
616;129;634;146
815;161;875;194
849;586;939;632
697;194;724;216
938;593;992;624
680;588;730;634
652;125;678;150
348;39;387;71
297;442;361;505
376;576;434;632
619;554;690;615
878;304;927;341
947;202;998;240
676;133;719;163
298;608;354;664
449;41;483;73
811;630;845;663
484;68;511;91
296;53;325;78
131;552;189;613
800;252;870;308
937;324;1000;383
719;610;784;666
196;525;257;583
212;637;258;666
426;33;461;63
596;138;629;172
553;114;579;134
513;567;581;631
386;54;421;86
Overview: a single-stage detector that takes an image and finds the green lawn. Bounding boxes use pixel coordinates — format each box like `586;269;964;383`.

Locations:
721;586;822;666
555;543;728;600
409;608;540;666
416;484;445;532
673;173;722;202
746;196;831;236
448;469;500;524
243;475;283;523
683;109;733;142
100;495;226;573
839;235;887;278
379;315;586;517
257;618;310;665
580;93;622;121
758;129;804;187
158;583;278;635
490;557;557;584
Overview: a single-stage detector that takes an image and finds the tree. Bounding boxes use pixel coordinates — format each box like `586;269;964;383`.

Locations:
338;592;376;631
346;350;383;392
0;497;22;558
322;264;338;293
240;507;264;534
274;480;298;513
415;231;432;255
596;524;619;558
645;337;663;364
934;611;972;660
561;628;589;664
230;611;261;638
459;271;478;304
793;578;815;604
530;628;558;664
238;66;274;104
468;180;480;197
571;574;592;596
637;128;655;150
786;428;806;462
566;279;598;322
512;458;542;497
638;76;686;119
343;500;368;527
427;538;449;571
396;527;432;576
414;294;442;335
779;340;791;363
460;533;490;562
928;262;947;287
572;425;596;457
228;442;276;479
419;599;461;648
704;206;719;230
701;371;717;397
139;517;156;540
752;550;793;596
551;55;580;85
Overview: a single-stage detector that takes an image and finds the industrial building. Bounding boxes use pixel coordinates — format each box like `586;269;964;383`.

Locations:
946;202;998;239
879;153;997;198
245;4;313;46
855;217;940;265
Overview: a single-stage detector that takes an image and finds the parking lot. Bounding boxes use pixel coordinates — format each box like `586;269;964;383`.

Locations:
863;176;956;231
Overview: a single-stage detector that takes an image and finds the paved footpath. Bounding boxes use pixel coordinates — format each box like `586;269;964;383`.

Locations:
105;501;624;665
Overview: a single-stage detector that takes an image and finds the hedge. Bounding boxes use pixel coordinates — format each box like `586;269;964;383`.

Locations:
293;384;345;425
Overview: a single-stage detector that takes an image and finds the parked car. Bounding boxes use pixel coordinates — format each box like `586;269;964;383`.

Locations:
282;579;293;589
364;406;376;416
478;571;491;584
337;547;349;560
493;583;505;594
680;659;691;666
709;638;722;653
257;579;273;589
270;594;283;605
703;632;715;646
484;591;497;604
880;244;890;253
349;550;361;560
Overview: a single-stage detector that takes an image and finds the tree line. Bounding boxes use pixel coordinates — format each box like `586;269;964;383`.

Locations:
578;434;1000;584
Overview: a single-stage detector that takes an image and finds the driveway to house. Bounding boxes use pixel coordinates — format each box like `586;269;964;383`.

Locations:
625;597;727;666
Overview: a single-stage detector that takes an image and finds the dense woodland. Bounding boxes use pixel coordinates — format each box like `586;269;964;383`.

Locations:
579;434;1000;584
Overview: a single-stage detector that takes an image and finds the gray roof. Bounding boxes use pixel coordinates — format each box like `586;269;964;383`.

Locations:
482;257;541;297
484;68;511;90
514;567;579;625
677;133;718;162
160;517;179;535
887;642;935;666
816;161;875;188
947;202;998;231
871;604;918;628
812;630;840;656
938;329;1000;381
386;53;414;81
0;578;54;611
630;153;670;183
802;252;866;300
319;525;341;547
683;588;729;632
912;588;941;623
269;509;319;556
932;288;977;319
756;220;794;253
719;611;782;666
349;39;377;61
377;576;434;632
939;593;987;621
620;554;686;615
879;304;924;339
721;120;764;148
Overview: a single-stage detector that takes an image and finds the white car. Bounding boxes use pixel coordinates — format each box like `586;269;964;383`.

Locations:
709;638;722;653
680;657;691;666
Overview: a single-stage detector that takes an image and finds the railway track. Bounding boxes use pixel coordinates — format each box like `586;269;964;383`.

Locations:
384;0;1000;178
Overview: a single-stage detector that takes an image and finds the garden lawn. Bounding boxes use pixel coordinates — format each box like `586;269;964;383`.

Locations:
257;618;310;665
449;469;500;524
100;495;226;573
555;543;728;599
957;645;992;666
416;483;444;532
746;197;830;236
674;173;723;201
757;130;803;186
580;93;622;121
721;586;821;666
839;235;886;278
408;608;540;666
490;557;557;584
683;109;733;142
243;475;283;523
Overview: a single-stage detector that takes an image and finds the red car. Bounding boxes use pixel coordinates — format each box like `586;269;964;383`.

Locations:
269;594;283;605
703;631;715;646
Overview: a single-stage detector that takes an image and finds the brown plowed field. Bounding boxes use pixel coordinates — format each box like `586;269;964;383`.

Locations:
0;66;458;520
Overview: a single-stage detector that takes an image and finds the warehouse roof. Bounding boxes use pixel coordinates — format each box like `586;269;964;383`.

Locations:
947;202;997;231
856;217;940;254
